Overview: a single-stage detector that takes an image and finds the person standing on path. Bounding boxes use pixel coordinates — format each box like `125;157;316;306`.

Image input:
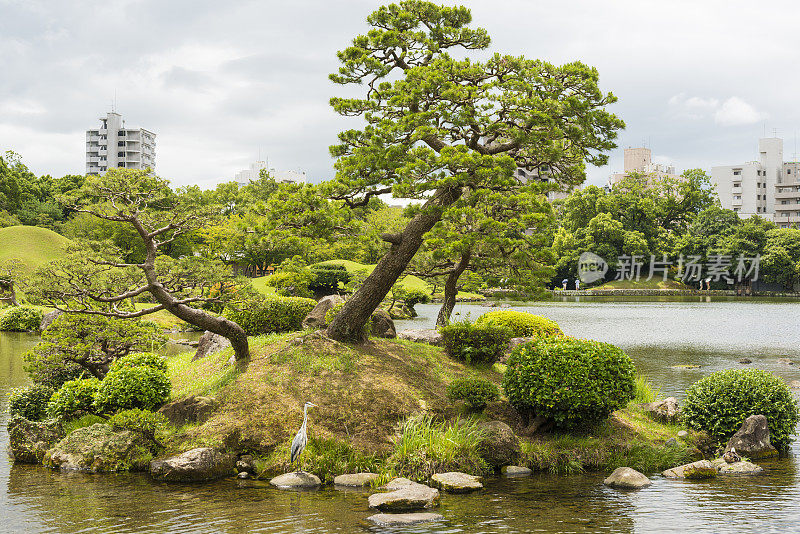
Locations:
562;278;568;290
575;279;580;290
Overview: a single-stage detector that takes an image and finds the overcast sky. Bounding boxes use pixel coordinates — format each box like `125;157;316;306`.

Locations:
2;0;799;189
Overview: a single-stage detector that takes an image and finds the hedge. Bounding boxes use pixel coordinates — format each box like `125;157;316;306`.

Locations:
225;295;316;335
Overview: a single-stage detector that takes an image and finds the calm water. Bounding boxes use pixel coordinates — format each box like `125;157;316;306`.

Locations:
3;298;800;533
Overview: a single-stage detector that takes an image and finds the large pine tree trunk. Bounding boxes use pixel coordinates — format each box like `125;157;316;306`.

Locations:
436;249;471;327
326;186;462;343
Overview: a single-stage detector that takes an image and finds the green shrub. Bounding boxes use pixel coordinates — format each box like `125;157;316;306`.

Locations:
440;320;511;364
503;337;636;428
47;378;101;419
108;408;169;446
225;295;316;335
8;384;54;420
402;287;431;308
682;369;799;451
0;306;43;331
25;359;85;390
476;310;562;338
94;366;171;414
446;377;499;410
309;265;351;294
108;352;167;374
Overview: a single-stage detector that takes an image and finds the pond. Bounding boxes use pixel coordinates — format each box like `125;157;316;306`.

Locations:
2;297;800;533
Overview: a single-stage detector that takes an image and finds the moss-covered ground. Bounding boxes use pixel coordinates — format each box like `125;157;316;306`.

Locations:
161;334;699;482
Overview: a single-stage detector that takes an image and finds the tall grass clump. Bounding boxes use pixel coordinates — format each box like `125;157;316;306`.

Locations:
385;413;489;481
633;374;660;404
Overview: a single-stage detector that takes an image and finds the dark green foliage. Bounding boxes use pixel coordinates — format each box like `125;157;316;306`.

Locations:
0;305;43;331
446;377;499;410
682;369;799;451
108;408;169;447
503;337;636;428
309;265;351;294
476;310;562;338
47;378;101;419
108;352;167;374
264;270;313;298
8;384;54;421
225;295;316;335
25;359;85;390
94;366;171;414
402;287;431;308
440;320;511;364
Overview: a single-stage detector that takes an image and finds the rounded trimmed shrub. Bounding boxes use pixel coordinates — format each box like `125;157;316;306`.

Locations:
682;368;799;451
225;295;316;335
440;321;511;364
0;305;43;331
309;264;351;293
503;337;636;428
47;378;101;419
94;367;171;414
108;352;167;374
108;408;169;444
8;384;54;421
476;310;562;338
446;377;499;410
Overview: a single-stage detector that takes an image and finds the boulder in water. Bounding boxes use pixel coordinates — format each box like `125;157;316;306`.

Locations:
7;416;65;464
724;414;778;459
45;423;153;472
150;447;237;481
603;467;651;489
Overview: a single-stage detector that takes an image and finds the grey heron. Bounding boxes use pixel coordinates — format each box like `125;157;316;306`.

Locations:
290;402;318;470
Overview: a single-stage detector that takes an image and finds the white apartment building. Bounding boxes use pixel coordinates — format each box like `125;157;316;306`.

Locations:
235;159;307;187
710;137;800;226
86;112;155;175
516;165;570;201
607;147;680;188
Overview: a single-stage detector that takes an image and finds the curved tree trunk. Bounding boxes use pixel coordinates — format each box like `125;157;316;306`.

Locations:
436;249;472;327
135;221;250;361
326;186;462;343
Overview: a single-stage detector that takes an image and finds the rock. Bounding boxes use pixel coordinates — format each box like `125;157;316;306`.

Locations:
397;329;443;346
738;358;752;364
236;454;256;474
477;420;520;468
665;438;679;447
237;471;250;479
677;430;689;438
368;482;440;512
370;309;396;338
384;477;418;490
192;331;231;361
302;295;345;329
790;380;800;389
670;364;700;369
367;513;444;526
387;304;414;320
724;414;778;459
39;309;63;332
158;396;217;426
430;472;483;493
45;423;153;472
270;471;322;488
662;459;717;479
150;447;237;482
502;465;532;477
7;416;65;464
603;467;652;489
333;473;379;487
778;358;794;365
710;458;765;475
640;397;680;423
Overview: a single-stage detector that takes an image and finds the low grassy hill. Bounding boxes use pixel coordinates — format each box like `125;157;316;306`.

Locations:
0;225;71;273
590;279;690;291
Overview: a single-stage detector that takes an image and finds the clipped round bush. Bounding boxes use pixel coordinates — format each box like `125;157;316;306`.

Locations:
94;366;171;414
225;295;316;335
503;337;636;428
309;264;351;293
476;310;562;338
109;408;169;444
0;305;43;332
447;377;499;410
403;288;431;308
47;378;101;419
682;368;799;451
440;320;511;364
8;384;54;421
108;352;167;374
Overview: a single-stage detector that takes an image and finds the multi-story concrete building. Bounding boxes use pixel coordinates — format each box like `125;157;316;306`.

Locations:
516;165;570;201
607;147;680;188
86;112;155;175
234;159;307;187
710;137;800;224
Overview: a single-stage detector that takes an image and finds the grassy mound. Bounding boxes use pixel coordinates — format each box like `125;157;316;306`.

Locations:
0;225;71;273
590;279;689;290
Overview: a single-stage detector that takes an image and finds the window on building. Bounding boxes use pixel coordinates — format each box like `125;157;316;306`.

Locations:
788;169;792;174
118;131;126;136
734;208;740;212
517;169;525;176
733;170;742;175
118;152;125;157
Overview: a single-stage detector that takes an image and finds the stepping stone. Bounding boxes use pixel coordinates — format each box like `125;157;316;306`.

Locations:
710;458;765;475
431;472;483;493
603;467;651;489
367;513;444;526
368;482;439;512
502;465;532;477
662;460;717;479
334;473;379;487
270;471;321;488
